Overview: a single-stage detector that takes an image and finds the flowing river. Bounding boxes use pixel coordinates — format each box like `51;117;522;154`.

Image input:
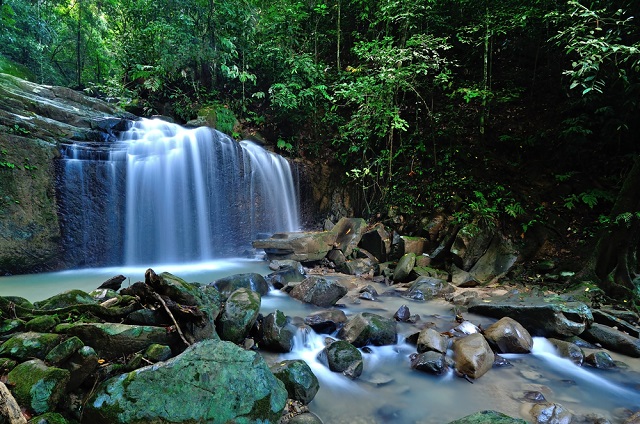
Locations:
1;262;639;423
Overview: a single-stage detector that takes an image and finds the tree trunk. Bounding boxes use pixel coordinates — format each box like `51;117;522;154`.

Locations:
591;156;640;299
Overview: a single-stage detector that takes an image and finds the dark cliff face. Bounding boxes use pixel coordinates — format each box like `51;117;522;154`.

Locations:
0;73;124;274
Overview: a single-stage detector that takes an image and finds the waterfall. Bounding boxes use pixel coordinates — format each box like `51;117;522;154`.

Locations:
58;118;300;267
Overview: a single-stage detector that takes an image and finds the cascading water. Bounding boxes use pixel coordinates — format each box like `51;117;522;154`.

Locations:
58;118;299;267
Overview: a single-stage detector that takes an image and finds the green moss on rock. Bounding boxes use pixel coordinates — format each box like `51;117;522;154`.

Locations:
7;359;70;414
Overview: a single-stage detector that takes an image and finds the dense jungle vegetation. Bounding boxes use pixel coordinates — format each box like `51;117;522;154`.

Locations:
1;0;640;302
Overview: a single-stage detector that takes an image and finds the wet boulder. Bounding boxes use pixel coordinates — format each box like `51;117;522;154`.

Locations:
290;276;348;307
321;340;363;379
266;265;306;289
216;288;261;344
338;312;397;347
0;332;62;361
468;293;593;337
584;351;616;369
55;323;177;359
447;410;528;424
581;323;640;357
6;359;69;415
393;253;416;282
548;338;584;365
530;402;573;424
210;272;269;300
393;305;411;322
416;328;448;354
270;359;320;405
332;217;368;257
304;309;348;334
410;351;449;375
404;276;448;301
83;340;287;424
452;333;494;379
260;310;296;353
483;317;533;354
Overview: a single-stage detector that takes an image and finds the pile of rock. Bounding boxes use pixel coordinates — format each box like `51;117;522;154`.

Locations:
0;268;323;424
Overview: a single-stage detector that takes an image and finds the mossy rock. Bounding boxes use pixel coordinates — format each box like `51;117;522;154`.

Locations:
44;336;84;365
0;318;25;337
270;359;319;405
143;344;172;362
6;359;70;415
322;340;363;378
28;412;70;424
83;340;286;424
0;331;62;361
34;290;97;310
447;410;527;424
0;357;17;372
337;312;397;347
217;288;261;344
26;315;60;332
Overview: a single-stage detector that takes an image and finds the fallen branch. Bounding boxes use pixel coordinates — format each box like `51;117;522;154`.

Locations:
153;293;190;348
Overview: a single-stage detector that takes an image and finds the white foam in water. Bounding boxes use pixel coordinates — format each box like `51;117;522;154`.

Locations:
281;328;364;392
525;337;640;401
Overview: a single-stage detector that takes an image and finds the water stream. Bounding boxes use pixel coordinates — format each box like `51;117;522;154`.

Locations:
1;267;639;422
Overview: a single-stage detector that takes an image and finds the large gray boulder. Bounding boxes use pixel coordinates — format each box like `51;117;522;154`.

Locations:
468;293;593;337
260;310;296;353
404;276;448;301
338;312;397;347
452;333;494;379
581;323;640;357
253;231;336;262
216;288;261;344
83;340;287;424
450;224;494;271
290;276;347;307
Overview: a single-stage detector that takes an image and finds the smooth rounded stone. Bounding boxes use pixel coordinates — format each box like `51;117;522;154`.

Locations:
25;315;59;333
7;359;70;415
270;359;319;405
27;412;69;424
449;320;482;337
261;309;296;353
211;272;269;300
452;333;495;379
484;317;533;353
337;312;397;347
403;276;447;301
0;332;62;361
287;412;324;424
393;305;410;322
44;336;84;365
493;354;512;367
417;327;448;354
530;402;573;424
581;323;640;357
321;340;363;378
290;276;348;307
217;287;261;344
64;345;99;391
584;351;616;369
55;322;178;359
83;340;287;424
143;344;172;362
33;290;97;310
410;351;449;375
447;410;528;423
393;253;416;282
304;309;347;334
548;338;584;365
